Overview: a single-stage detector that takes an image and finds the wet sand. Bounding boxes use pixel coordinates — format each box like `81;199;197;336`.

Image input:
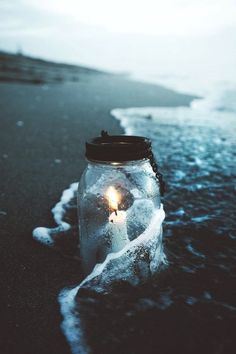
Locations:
0;53;195;354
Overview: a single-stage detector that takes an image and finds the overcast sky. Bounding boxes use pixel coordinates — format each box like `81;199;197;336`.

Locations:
1;0;236;36
0;0;236;89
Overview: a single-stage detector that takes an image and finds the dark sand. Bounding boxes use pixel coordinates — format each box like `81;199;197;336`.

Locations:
0;53;195;354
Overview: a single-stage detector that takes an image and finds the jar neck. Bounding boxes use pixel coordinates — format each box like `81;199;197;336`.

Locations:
87;158;150;168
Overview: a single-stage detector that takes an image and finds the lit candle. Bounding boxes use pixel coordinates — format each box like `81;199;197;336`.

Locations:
106;186;130;253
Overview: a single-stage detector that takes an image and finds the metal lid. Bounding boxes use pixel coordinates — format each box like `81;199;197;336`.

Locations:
85;131;152;162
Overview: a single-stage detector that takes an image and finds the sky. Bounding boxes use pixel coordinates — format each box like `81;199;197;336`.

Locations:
1;0;236;37
0;0;236;93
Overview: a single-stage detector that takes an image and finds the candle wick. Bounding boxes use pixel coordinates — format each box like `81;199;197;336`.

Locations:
115;210;117;216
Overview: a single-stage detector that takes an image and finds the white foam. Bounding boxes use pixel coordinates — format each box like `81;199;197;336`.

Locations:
52;182;78;226
111;101;236;135
33;180;165;354
33;226;55;246
59;286;88;354
32;182;78;246
58;206;165;354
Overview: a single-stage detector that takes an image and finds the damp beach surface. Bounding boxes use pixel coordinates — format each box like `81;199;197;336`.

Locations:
1;53;236;354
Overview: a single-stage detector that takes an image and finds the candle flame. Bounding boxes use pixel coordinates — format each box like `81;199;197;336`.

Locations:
106;186;120;211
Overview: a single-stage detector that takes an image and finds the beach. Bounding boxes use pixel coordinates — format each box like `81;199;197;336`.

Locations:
0;53;195;354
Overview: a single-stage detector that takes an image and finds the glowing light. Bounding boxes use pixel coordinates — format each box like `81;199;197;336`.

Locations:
106;186;120;211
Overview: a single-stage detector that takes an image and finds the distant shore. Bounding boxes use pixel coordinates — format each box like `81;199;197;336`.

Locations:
0;51;108;84
0;52;196;354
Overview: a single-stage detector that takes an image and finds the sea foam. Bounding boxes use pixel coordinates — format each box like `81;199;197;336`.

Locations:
33;183;165;354
58;207;165;354
33;182;78;246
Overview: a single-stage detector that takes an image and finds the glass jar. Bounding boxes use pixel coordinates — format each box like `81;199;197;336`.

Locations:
78;134;163;275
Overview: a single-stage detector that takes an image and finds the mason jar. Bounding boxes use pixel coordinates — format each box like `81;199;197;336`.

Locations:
78;134;163;275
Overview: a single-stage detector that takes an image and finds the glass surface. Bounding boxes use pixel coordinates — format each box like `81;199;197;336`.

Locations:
78;159;161;274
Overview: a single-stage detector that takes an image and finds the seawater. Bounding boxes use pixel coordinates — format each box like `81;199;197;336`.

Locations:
33;81;236;353
110;85;236;352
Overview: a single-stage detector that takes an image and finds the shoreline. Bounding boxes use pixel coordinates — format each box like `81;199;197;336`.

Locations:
0;53;197;354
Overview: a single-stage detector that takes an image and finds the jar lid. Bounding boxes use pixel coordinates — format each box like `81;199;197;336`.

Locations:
86;132;152;162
